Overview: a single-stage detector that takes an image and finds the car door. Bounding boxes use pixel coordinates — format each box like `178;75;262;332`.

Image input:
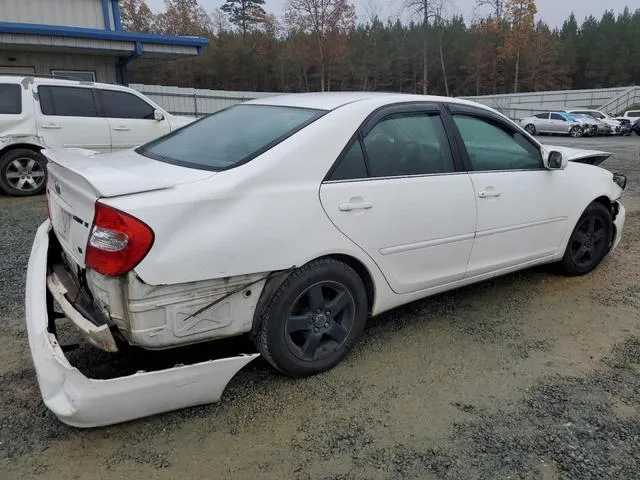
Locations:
36;85;111;153
447;105;571;277
95;88;171;150
529;113;550;133
320;104;477;294
549;112;568;133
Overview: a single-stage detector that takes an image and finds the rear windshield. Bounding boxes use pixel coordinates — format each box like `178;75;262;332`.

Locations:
138;104;325;170
0;84;21;114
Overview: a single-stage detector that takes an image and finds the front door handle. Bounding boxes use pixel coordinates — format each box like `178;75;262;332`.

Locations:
113;126;130;131
40;123;61;129
478;190;502;199
339;201;373;212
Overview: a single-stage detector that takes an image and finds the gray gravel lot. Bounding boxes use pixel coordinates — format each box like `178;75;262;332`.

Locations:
1;136;639;479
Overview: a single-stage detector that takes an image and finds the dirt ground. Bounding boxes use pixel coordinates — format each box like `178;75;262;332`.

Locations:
1;136;639;479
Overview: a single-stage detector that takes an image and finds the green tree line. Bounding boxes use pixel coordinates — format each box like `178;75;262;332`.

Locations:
121;0;640;96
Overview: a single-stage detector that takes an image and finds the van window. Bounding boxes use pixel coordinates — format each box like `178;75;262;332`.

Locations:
39;86;98;117
0;84;21;114
97;90;155;119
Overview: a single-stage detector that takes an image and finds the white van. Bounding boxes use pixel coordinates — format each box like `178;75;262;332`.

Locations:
0;76;194;196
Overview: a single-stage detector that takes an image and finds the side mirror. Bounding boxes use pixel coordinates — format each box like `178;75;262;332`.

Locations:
544;150;567;170
154;109;164;121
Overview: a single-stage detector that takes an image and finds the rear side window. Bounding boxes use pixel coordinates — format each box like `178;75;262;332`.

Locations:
550;113;565;121
329;139;368;181
39;86;97;117
138;104;324;170
0;84;21;114
628;111;640;117
534;113;548;119
97;89;155;119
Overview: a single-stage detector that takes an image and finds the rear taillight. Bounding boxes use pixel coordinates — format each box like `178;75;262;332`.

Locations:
85;202;154;277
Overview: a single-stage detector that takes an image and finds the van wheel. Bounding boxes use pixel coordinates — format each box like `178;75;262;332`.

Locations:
255;259;368;377
560;202;613;276
0;149;47;196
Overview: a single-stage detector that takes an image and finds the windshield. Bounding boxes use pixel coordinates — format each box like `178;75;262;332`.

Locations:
138;104;325;170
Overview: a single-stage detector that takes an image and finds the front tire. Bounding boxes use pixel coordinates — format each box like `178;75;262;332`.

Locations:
560;202;613;276
569;126;582;138
255;258;368;377
0;149;47;196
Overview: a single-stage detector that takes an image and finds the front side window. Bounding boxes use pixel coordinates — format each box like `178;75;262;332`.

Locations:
0;84;21;114
453;114;542;171
138;104;324;170
628;112;640;117
97;90;155;119
362;113;454;178
38;86;97;117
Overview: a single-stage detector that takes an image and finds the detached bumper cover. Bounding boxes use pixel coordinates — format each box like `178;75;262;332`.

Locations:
26;221;259;428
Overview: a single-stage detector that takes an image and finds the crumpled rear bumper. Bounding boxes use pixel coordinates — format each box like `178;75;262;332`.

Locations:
26;221;259;428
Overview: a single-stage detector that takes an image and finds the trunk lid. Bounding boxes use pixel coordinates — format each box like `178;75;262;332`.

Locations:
543;145;612;166
44;148;215;267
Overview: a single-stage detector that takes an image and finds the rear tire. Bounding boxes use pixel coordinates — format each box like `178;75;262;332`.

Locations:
0;148;47;196
254;258;368;377
560;202;613;276
525;124;536;135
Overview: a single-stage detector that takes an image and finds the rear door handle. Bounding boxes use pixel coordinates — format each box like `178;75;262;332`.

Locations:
113;126;130;131
478;191;502;198
339;201;373;212
40;123;61;129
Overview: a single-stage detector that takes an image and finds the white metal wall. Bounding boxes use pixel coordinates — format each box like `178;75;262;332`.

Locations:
0;0;107;29
130;84;277;116
130;84;640;119
460;87;635;119
0;51;117;83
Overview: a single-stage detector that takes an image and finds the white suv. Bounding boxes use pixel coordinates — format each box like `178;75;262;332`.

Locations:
0;76;193;196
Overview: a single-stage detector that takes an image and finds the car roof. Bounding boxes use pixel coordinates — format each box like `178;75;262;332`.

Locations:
0;75;135;92
246;91;491;111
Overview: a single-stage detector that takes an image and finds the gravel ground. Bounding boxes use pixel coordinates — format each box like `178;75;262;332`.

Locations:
1;136;639;479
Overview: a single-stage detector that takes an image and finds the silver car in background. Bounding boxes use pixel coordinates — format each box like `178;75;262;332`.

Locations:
519;112;583;137
568;113;599;137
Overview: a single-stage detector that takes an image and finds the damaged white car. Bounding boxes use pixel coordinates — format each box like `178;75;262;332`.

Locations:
27;92;627;427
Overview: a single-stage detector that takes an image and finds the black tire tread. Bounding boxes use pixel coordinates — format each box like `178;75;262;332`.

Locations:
255;258;366;377
560;202;613;276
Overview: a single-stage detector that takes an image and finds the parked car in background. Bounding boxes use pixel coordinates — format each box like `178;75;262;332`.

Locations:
568;109;623;135
571;113;612;136
519;112;584;137
632;118;640;136
620;110;640;119
565;113;598;136
0;76;194;197
28;92;627;427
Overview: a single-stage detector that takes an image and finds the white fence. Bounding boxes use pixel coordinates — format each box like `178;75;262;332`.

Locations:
131;83;640;120
460;86;639;119
130;84;275;117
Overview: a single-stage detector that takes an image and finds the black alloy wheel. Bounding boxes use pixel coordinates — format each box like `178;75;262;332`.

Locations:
254;258;368;377
561;202;613;276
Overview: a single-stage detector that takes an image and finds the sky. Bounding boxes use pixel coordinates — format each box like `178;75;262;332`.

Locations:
146;0;635;28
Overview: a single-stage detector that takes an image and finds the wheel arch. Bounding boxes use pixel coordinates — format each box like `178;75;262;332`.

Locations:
250;253;376;338
0;142;45;159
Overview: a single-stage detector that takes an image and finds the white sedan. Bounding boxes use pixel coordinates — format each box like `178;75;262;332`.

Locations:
27;92;627;427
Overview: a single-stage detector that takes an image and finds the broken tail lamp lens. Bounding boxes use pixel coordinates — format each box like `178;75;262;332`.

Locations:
85;202;154;277
612;173;627;191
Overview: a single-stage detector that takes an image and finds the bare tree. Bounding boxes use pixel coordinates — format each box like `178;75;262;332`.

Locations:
285;0;356;92
475;0;506;20
404;0;447;94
